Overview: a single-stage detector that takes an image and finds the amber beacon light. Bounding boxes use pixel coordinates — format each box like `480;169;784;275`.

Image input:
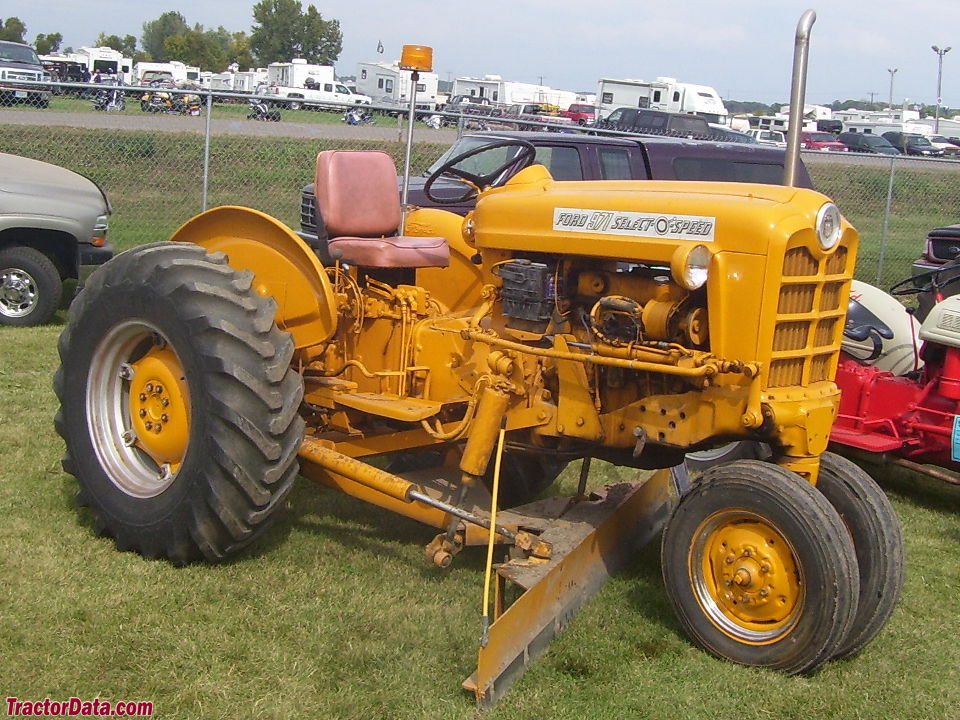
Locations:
399;44;434;233
400;45;433;72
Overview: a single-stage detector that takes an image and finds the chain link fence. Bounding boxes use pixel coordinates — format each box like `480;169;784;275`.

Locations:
2;80;959;290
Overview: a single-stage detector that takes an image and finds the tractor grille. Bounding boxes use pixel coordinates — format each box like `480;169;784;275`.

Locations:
767;245;851;388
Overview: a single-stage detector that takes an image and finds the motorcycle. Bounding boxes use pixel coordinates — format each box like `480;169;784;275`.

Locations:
92;80;125;113
140;84;203;116
343;107;375;125
247;98;281;122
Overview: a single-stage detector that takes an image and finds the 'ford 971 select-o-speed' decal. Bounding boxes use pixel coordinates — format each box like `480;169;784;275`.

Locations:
552;207;715;241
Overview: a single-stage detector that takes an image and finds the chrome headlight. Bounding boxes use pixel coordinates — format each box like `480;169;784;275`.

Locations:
671;243;711;290
815;203;842;250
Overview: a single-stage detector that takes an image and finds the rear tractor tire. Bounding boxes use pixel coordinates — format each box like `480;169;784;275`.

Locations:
54;243;305;564
661;460;859;675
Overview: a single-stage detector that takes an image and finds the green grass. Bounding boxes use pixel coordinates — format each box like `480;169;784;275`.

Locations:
46;92;405;127
2;321;960;719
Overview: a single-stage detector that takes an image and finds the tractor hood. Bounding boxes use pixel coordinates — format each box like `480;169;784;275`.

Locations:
469;166;843;263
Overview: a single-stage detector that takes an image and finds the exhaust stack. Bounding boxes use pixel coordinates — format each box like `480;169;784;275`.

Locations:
784;9;816;187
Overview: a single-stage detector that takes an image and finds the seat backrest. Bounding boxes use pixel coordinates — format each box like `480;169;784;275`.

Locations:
315;150;401;238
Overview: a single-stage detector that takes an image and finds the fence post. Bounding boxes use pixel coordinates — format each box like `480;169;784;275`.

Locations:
201;89;213;212
877;155;897;286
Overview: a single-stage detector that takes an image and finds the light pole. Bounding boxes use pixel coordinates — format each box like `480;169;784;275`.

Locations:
932;45;951;133
887;67;897;109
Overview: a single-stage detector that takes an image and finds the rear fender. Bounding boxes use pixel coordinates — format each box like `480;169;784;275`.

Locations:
170;206;337;356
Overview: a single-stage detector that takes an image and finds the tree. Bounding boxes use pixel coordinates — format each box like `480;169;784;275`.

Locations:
250;0;342;65
228;32;255;69
0;17;27;43
95;33;138;57
34;32;62;55
141;11;189;61
164;26;230;71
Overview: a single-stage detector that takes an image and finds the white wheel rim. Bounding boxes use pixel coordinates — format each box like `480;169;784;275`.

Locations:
0;266;39;317
87;320;188;498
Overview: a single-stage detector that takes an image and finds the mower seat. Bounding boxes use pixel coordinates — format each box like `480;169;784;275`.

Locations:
314;150;449;269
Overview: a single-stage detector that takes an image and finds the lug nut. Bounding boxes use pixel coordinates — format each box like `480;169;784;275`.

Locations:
139;393;147;402
155;384;163;394
759;588;769;598
145;421;153;430
146;383;154;393
161;414;169;423
161;398;170;407
139;409;147;418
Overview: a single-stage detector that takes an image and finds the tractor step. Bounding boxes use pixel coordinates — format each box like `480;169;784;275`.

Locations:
830;425;903;452
334;392;442;421
463;468;679;707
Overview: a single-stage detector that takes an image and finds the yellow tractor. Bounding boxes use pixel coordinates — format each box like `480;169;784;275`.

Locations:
54;23;903;707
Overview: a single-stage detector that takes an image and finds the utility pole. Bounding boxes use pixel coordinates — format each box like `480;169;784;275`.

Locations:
887;67;897;108
932;45;952;133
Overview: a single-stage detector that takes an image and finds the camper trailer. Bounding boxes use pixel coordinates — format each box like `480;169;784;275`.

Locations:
356;61;439;110
451;75;577;109
266;59;335;89
596;77;727;123
75;47;132;84
133;61;200;86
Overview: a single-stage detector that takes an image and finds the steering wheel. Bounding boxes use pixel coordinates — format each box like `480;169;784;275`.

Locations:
422;139;537;204
889;261;960;297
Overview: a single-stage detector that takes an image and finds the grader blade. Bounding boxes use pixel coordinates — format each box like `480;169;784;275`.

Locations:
463;467;682;707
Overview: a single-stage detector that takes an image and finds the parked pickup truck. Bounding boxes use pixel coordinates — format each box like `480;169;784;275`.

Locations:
0;153;113;326
296;130;812;253
265;82;372;110
559;103;596;125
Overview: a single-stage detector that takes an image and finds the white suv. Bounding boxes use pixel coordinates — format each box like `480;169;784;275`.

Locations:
0;40;50;108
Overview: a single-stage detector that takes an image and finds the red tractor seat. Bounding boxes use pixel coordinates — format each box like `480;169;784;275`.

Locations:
315;150;449;269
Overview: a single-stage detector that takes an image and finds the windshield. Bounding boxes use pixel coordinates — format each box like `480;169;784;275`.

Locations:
424;136;519;176
808;133;836;142
865;136;891;146
0;42;40;65
909;136;933;147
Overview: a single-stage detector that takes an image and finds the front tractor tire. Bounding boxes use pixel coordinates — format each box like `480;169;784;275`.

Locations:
815;452;904;659
54;243;305;564
661;460;859;675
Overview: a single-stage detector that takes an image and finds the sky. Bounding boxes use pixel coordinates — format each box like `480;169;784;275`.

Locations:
11;0;960;108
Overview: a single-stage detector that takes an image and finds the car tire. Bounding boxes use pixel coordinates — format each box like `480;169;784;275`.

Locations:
0;245;63;326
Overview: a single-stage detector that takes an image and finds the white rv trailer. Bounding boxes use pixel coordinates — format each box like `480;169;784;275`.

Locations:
133;61;200;85
356;61;440;110
207;68;269;94
451;75;577;109
596;77;727;123
75;47;133;84
266;59;335;88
